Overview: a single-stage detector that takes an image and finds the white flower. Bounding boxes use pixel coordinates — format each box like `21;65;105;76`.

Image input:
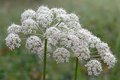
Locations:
53;47;70;63
68;13;79;22
45;27;61;45
56;14;70;22
7;24;21;34
21;19;38;34
5;33;21;50
60;34;80;48
102;53;116;68
56;22;75;35
37;47;44;61
56;22;69;33
96;42;110;53
76;29;101;48
45;27;61;38
51;8;67;15
72;39;90;60
36;6;50;14
26;36;42;53
96;42;117;68
36;14;53;27
85;60;102;76
21;9;36;21
51;8;68;22
36;6;53;27
86;35;101;48
37;44;52;61
75;29;92;41
65;21;82;31
59;13;81;31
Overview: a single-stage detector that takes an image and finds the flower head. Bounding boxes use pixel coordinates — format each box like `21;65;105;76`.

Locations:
85;60;102;76
36;6;53;27
72;39;90;60
56;22;69;32
26;36;42;53
36;14;53;27
21;19;38;34
36;6;50;14
7;24;21;34
66;21;82;31
45;27;61;45
53;47;70;63
51;8;67;16
96;42;117;68
5;33;21;50
21;9;36;21
60;34;80;48
68;13;79;22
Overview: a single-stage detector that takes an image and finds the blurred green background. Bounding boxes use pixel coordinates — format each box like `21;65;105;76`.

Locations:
0;0;120;80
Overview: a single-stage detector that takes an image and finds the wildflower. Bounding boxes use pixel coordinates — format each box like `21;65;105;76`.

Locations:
65;21;82;31
45;27;61;45
36;6;50;14
53;47;70;63
21;19;38;34
68;13;79;22
5;6;117;76
36;6;53;27
26;36;42;53
85;60;102;76
21;9;36;21
96;42;117;68
7;24;21;34
51;8;67;16
72;39;90;60
5;33;21;50
59;34;80;48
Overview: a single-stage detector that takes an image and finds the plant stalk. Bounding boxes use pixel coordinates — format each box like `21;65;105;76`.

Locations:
43;39;47;80
74;57;78;80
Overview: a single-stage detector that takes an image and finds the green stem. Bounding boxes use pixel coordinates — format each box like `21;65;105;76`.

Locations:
43;39;47;80
74;57;78;80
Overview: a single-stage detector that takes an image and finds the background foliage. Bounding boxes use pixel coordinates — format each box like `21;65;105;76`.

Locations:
0;0;120;80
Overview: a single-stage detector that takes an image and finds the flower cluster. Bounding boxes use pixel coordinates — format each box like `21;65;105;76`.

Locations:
21;9;36;21
5;33;21;50
26;36;42;53
21;19;38;34
96;42;117;68
5;6;117;76
7;24;21;34
85;60;102;76
53;47;70;63
36;6;53;27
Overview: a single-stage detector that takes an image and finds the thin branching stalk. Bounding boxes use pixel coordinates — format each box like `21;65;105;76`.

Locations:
43;39;47;80
91;55;100;58
74;57;78;80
